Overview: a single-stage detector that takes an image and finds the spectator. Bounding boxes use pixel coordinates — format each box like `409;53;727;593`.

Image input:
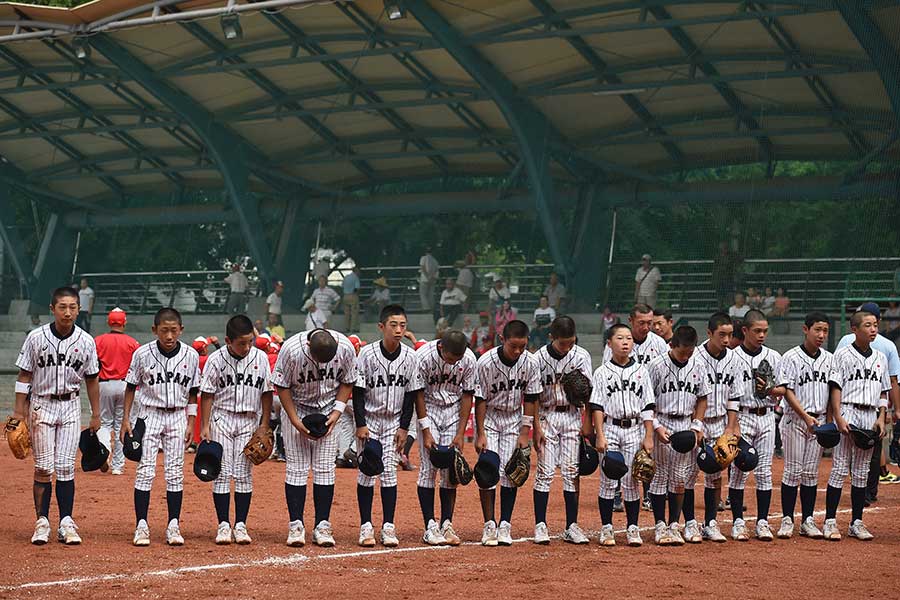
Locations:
253;319;265;336
760;286;776;315
600;305;618;335
265;280;284;321
342;266;361;334
364;277;391;319
28;314;41;332
711;242;738;309
455;260;475;309
461;316;475;341
728;292;750;319
76;277;94;332
308;274;341;327
729;318;744;349
529;295;556;350
418;247;440;312
634;254;661;309
313;257;330;281
488;278;511;315
470;311;496;356
544;272;567;312
494;300;517;343
746;286;762;310
266;312;286;340
439;277;466;326
223;263;249;314
652;308;674;343
883;301;900;342
770;287;790;317
434;317;450;341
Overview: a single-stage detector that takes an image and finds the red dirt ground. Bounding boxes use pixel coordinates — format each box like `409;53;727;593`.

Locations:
1;446;899;600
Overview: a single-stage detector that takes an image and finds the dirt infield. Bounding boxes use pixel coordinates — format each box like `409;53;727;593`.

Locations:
1;447;898;599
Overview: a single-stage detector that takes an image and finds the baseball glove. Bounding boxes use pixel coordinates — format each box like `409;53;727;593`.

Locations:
560;370;592;408
631;448;656;484
242;427;274;466
5;416;30;460
753;359;776;399
504;444;531;487
712;433;740;468
449;448;473;486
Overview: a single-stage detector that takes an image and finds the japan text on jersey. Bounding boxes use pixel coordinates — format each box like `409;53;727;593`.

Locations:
356;342;423;415
475;347;542;411
731;345;782;407
590;359;655;419
536;344;593;407
16;324;99;396
829;345;891;408
200;346;272;413
777;346;833;414
693;343;741;417
125;341;200;409
418;340;477;407
271;329;357;408
647;353;709;415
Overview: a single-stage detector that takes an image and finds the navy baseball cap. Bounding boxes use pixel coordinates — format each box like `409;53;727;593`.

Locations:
733;438;759;472
474;449;501;489
858;302;881;319
123;418;146;462
696;443;722;474
358;438;384;477
79;428;110;472
429;445;454;469
578;438;600;476
670;430;697;454
601;451;628;480
813;423;841;449
194;440;223;482
302;413;328;439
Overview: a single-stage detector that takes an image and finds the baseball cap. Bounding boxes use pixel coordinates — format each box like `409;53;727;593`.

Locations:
641;253;651;260
107;307;127;326
255;334;271;351
192;336;209;351
858;302;881;319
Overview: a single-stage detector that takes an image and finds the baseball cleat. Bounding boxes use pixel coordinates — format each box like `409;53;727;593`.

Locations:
166;519;184;546
111;468;124;476
626;524;643;547
563;523;589;545
683;520;702;544
133;519;151;547
848;519;874;541
879;471;899;484
732;518;749;541
497;521;513;546
31;517;51;545
381;522;399;547
668;523;685;546
358;522;376;547
642;497;652;512
422;519;446;546
702;520;726;543
481;520;499;547
313;520;335;547
57;517;81;545
533;522;550;545
755;519;774;542
287;520;306;547
233;522;252;545
598;524;616;547
822;518;841;541
215;522;233;545
777;516;794;539
799;517;824;539
654;521;674;546
441;520;461;546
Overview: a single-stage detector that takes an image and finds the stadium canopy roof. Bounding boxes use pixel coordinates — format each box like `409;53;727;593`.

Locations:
0;0;898;304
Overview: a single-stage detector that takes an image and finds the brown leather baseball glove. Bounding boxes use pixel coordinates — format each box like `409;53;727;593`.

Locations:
5;416;30;459
242;427;274;466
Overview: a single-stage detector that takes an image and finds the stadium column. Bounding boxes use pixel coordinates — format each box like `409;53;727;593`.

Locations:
273;199;313;310
88;34;277;292
569;184;613;310
31;213;77;312
0;185;38;298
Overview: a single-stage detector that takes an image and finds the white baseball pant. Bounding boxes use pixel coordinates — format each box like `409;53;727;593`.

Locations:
134;407;187;493
484;408;522;490
29;397;80;481
686;415;727;488
336;404;356;457
417;404;459;489
598;422;644;501
211;409;256;494
729;411;776;491
780;410;825;487
99;380;128;472
534;407;581;493
284;405;339;487
650;415;697;495
828;405;878;489
357;414;400;488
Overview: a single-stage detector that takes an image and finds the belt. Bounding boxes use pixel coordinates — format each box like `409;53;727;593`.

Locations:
740;406;772;416
147;405;182;413
705;415;726;421
847;403;877;411
554;405;577;413
806;412;820;418
659;413;690;419
46;392;77;401
610;417;640;428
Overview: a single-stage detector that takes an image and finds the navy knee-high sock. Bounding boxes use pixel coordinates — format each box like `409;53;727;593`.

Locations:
563;491;579;527
418;486;435;525
34;481;52;519
134;489;150;524
381;486;398;524
650;493;667;523
729;488;744;521
703;488;717;525
313;484;333;524
234;492;251;524
624;500;640;527
825;485;841;520
756;489;772;522
682;489;695;522
598;497;614;525
357;484;374;525
533;490;549;525
286;484;306;523
499;486;517;523
799;485;817;520
166;490;183;522
213;492;230;523
439;488;455;524
781;483;798;519
55;480;74;519
850;486;866;523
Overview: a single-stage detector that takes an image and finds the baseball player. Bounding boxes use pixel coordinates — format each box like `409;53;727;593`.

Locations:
353;305;424;547
305;275;341;329
647;326;708;546
689;312;742;542
603;304;669;365
199;315;273;545
725;309;784;542
823;310;890;541
590;323;655;547
652;309;674;343
532;316;593;545
474;319;542;546
272;327;356;547
13;286;101;545
122;307;201;546
775;312;833;539
94;307;140;476
335;335;364;468
414;329;476;546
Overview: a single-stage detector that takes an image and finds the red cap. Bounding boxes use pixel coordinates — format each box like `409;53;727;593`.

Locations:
255;334;271;351
348;335;361;352
107;307;127;326
191;336;209;352
414;340;427;350
478;311;489;318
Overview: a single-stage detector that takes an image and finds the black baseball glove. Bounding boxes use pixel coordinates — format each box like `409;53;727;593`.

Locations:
561;370;592;408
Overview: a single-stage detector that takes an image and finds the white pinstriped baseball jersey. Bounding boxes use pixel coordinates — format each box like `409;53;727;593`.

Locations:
777;346;833;415
730;344;782;408
646;353;710;416
271;329;357;409
16;324;99;396
200;346;272;412
694;343;742;418
589;359;655;418
310;287;340;312
417;339;477;408
602;330;668;365
125;341;200;409
355;341;424;417
535;343;593;408
828;344;891;408
474;347;542;410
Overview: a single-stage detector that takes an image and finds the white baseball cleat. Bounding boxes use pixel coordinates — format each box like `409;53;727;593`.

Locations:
31;517;51;545
287;520;306;547
756;519;774;541
777;516;794;539
166;519;184;546
497;521;513;546
381;522;399;547
683;520;702;544
533;522;550;545
57;517;82;545
233;522;252;545
598;524;616;547
702;520;727;543
133;519;151;547
481;520;498;547
358;522;376;547
422;519;446;546
732;518;750;541
626;524;643;547
822;518;841;541
441;520;461;546
215;521;233;545
848;519;874;541
799;516;824;539
563;523;589;545
654;521;673;546
111;468;124;476
313;520;335;547
668;523;685;546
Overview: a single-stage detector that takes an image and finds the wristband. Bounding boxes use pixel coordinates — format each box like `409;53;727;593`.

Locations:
690;419;704;433
333;401;347;414
521;415;534;428
186;404;198;417
652;418;662;430
417;416;433;431
15;381;31;395
640;409;654;422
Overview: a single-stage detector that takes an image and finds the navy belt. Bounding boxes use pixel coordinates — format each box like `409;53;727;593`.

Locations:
610;417;639;428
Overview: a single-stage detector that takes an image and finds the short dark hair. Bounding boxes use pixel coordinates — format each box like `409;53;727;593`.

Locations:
309;329;338;363
226;315;254;340
670;325;698;348
51;286;78;306
707;311;732;333
743;309;767;327
607;323;632;338
850;310;876;328
549;315;576;339
653;308;673;320
631;303;653;317
441;330;468;356
379;304;406;324
154;307;182;326
502;319;529;339
804;311;830;328
732;319;745;340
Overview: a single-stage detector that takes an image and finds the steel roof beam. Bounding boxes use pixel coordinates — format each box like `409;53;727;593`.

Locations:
838;3;900;121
